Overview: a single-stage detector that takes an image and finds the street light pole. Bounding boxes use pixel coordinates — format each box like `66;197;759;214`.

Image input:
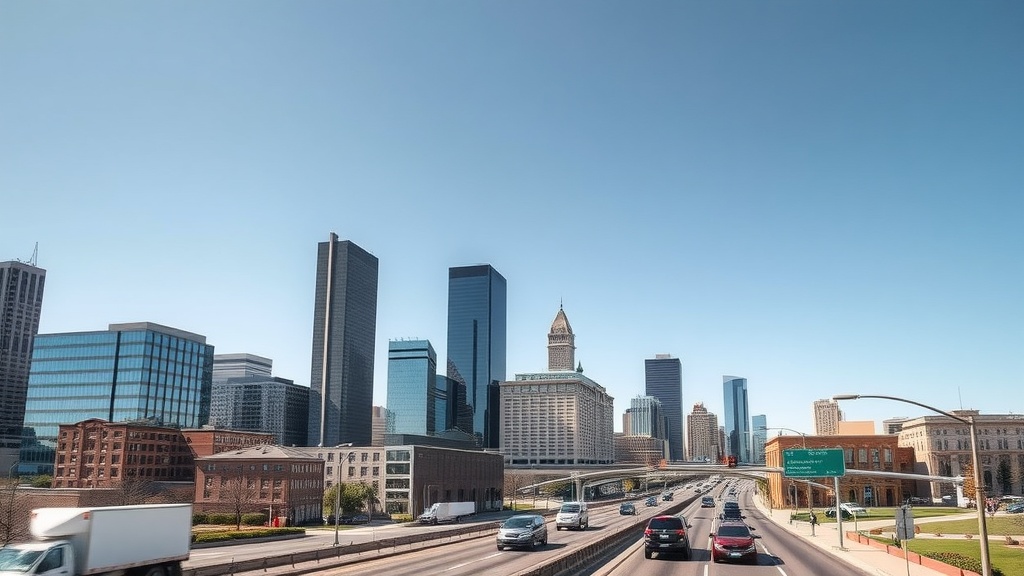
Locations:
331;443;354;547
833;394;991;576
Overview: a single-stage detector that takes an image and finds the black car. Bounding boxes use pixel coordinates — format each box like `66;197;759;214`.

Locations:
643;514;692;560
619;503;638;515
645;496;658;507
700;496;716;508
720;507;744;521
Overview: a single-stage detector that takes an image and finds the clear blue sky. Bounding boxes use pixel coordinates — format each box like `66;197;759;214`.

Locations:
3;1;1022;436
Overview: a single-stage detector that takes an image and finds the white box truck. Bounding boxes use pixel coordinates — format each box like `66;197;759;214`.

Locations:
0;503;192;576
417;502;475;524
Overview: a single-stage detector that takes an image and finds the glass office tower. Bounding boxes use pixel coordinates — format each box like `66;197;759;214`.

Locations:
20;322;214;474
386;339;439;436
645;355;683;462
723;376;751;463
0;260;46;474
308;233;378;447
446;265;506;448
751;414;767;464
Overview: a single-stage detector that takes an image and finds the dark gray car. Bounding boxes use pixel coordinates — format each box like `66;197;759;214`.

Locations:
497;514;548;551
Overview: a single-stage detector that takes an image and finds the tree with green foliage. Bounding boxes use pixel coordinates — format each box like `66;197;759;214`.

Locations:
29;475;52;488
323;482;377;518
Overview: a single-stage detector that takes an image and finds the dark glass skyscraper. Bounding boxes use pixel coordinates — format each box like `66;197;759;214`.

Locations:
723;376;751;463
446;264;506;448
0;260;46;473
308;233;378;447
20;322;214;474
644;354;683;462
385;339;439;436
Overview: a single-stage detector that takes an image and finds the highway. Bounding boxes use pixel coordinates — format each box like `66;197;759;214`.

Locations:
185;480;875;576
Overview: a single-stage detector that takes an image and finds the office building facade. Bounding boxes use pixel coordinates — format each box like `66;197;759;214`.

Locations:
629;395;666;438
446;264;506;448
385;339;444;436
751;414;767;464
813;399;843;435
644;354;683;462
686;402;720;462
308;233;378;447
20;322;214;474
722;376;751;463
500;371;614;465
0;260;46;473
211;353;308;446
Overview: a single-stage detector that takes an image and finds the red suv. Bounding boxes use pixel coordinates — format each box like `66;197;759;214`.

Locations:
710;521;759;564
643;515;692;559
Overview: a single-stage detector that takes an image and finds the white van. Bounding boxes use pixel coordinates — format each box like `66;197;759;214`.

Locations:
555;501;589;530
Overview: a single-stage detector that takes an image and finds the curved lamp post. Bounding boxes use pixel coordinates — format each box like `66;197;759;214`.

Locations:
833;394;991;576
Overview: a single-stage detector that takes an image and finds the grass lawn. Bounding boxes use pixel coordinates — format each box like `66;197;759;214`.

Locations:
901;538;1024;576
882;516;1024;537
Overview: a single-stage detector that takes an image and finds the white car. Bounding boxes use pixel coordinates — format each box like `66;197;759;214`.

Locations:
840;502;867;515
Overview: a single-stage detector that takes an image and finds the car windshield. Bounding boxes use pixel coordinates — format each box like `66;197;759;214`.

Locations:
718;525;751;538
0;548;42;572
560;504;580;513
503;517;534;529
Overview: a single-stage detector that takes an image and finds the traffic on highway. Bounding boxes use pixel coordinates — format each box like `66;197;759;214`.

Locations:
184;477;876;576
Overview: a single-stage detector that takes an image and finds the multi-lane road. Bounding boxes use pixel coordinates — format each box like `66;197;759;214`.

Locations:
186;480;874;576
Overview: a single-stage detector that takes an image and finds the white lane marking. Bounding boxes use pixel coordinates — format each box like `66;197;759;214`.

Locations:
703;564;709;576
775;567;789;576
442;551;504;571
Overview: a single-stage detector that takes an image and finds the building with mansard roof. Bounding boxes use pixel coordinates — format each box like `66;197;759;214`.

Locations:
501;306;613;465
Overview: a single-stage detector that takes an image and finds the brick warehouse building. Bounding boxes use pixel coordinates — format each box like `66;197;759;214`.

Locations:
764;434;916;510
194;445;324;526
51;419;277;488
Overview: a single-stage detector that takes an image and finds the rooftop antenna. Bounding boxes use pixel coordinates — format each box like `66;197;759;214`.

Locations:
958;387;963;410
16;243;38;266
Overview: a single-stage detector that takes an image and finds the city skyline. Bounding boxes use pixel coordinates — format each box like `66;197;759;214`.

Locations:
3;2;1021;436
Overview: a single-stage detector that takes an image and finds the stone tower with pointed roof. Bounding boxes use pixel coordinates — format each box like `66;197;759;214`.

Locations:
547;305;576;371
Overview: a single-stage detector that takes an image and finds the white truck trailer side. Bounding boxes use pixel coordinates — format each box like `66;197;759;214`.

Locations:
417;501;475;524
0;503;191;576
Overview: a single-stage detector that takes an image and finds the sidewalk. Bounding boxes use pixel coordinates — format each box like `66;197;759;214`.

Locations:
751;496;953;576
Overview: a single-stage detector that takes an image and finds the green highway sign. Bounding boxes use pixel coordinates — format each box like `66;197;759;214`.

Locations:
783;448;846;478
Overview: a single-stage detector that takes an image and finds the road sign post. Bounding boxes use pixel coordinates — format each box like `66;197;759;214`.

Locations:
783;448;846;478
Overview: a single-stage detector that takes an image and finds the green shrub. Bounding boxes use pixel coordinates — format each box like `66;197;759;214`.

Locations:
191;512;208;525
241;513;266;526
206;513;237;525
191;528;304;543
391;514;414;523
922;552;1004;576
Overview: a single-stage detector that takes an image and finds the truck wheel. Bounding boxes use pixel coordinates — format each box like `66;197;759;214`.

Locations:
141;566;168;576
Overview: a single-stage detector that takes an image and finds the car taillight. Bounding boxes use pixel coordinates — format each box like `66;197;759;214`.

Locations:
644;528;652;536
676;529;686;536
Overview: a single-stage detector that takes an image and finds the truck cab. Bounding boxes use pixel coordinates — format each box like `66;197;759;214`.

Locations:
0;541;74;576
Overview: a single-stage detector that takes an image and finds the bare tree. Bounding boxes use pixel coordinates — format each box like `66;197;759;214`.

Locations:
112;475;154;506
0;478;29;546
504;472;528;510
220;467;258;530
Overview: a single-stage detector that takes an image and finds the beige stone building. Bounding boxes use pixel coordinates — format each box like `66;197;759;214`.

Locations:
500;372;614;465
898;410;1024;501
293;444;386;517
686;402;720;462
547;305;576;371
613;433;667;465
812;399;843;435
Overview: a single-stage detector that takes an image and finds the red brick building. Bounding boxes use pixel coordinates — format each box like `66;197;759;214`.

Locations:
764;434;916;509
194;445;324;526
53;419;194;488
182;428;275;457
52;420;277;490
